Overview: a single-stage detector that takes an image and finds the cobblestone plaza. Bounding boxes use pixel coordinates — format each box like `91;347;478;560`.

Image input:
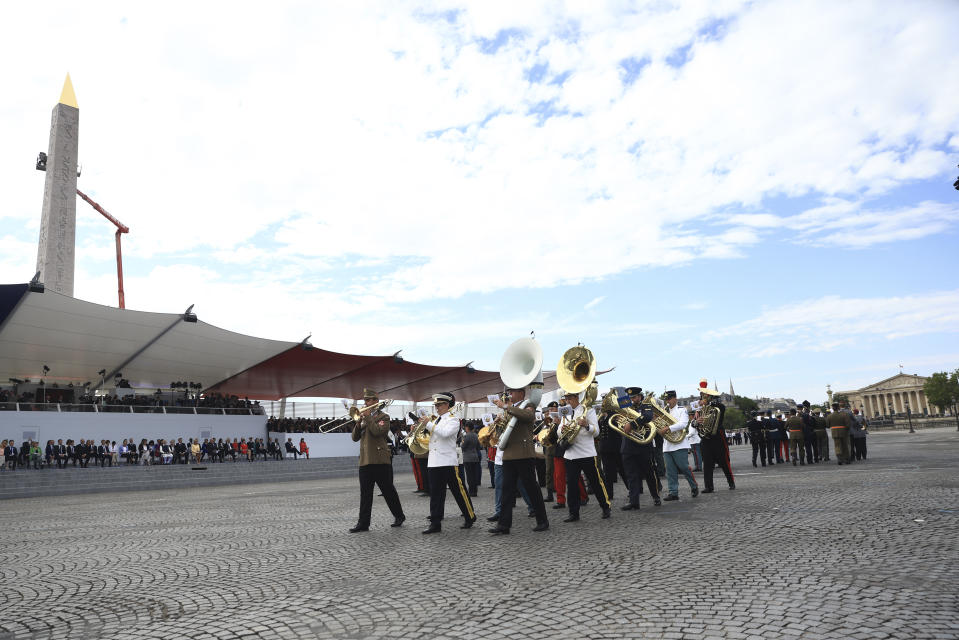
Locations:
2;428;957;640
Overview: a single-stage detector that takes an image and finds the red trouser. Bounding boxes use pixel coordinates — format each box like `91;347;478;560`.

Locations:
410;454;425;490
552;456;587;505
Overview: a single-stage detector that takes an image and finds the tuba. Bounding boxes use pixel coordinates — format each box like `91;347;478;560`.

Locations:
601;389;656;445
496;336;544;451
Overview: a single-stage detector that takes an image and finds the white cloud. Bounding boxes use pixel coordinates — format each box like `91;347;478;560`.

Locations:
583;296;605;310
707;289;959;356
729;200;959;248
1;0;957;355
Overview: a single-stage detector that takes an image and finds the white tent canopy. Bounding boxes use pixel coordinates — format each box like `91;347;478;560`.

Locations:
0;285;294;392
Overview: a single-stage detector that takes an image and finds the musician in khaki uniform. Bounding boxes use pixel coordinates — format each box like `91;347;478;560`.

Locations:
785;408;806;465
489;386;549;535
349;388;405;533
826;402;854;465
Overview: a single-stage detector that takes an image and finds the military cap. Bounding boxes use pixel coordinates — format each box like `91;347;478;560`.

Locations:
433;392;455;404
698;379;720;396
362;387;378;400
664;390;677;399
625;387;643;397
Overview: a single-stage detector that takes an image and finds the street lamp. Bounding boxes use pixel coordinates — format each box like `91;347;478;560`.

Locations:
888;402;894;426
905;397;914;433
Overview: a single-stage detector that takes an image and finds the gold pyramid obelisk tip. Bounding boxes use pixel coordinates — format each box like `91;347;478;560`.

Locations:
59;73;78;108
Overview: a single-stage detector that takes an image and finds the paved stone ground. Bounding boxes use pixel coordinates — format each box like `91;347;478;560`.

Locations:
1;428;957;640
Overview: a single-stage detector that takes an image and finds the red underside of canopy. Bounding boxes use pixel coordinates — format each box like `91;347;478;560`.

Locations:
206;345;559;403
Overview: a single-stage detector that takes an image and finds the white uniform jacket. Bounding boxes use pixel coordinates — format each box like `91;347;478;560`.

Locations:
563;405;599;460
426;412;461;468
663;405;690;452
685;406;702;446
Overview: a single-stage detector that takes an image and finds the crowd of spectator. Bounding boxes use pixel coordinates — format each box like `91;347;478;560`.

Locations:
266;415;486;435
2;435;313;470
1;387;262;414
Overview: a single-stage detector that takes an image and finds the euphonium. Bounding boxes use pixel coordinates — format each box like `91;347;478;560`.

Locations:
642;392;680;442
601;389;656;445
692;401;721;438
659;396;689;444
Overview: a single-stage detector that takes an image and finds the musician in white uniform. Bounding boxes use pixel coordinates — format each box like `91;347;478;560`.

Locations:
421;392;476;534
561;390;611;522
658;390;699;501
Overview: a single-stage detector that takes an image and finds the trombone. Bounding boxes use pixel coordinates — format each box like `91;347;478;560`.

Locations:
347;398;393;422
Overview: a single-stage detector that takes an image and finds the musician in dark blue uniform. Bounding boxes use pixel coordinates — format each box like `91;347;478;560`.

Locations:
597;411;626;499
763;410;779;465
748;411;767;467
619;387;661;510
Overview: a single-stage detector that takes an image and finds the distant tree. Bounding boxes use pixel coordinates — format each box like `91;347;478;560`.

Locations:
724;407;746;431
923;372;956;413
924;370;959;429
734;396;758;414
833;393;849;407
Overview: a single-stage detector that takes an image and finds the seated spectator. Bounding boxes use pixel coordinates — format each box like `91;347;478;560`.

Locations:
30;442;42;469
54;439;68;468
174;438;187;464
285;438;299;459
299;438;309;460
139;439;152;465
159;440;173;464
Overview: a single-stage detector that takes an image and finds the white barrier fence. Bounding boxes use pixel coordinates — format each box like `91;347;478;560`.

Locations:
0;411;266;447
269;432;360;458
262;400;495;421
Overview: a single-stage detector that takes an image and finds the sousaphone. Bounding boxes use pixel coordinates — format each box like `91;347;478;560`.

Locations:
496;336;544;450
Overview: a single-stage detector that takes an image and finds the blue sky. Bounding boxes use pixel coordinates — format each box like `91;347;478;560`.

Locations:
1;1;957;403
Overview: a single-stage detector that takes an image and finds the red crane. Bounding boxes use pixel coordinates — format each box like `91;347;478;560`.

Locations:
76;189;130;309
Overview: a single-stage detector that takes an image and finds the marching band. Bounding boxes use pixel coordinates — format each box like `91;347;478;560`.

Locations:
343;335;758;534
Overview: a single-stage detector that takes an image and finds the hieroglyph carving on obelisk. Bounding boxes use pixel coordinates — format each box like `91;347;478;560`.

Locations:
36;74;79;296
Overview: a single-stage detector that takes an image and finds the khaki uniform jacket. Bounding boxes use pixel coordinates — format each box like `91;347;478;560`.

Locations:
826;411;853;434
352;410;393;466
501;403;537;461
785;415;805;436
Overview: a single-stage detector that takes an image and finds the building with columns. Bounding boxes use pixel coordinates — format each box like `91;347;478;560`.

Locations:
837;373;940;418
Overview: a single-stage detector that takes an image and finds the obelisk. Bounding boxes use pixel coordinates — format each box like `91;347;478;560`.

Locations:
35;74;79;296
